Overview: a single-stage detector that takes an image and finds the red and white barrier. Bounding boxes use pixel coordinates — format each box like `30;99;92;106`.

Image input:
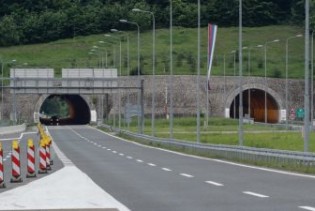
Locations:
45;139;51;171
38;139;47;174
26;139;36;178
0;142;5;188
10;140;23;183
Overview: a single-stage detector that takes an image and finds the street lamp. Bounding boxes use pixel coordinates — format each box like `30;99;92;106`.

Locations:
98;40;113;67
243;45;263;117
231;50;237;119
119;19;143;134
132;8;156;137
264;39;280;124
108;31;123;130
111;29;130;76
285;34;302;129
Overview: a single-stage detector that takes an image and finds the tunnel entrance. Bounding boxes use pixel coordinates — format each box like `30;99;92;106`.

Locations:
39;94;90;125
229;89;279;123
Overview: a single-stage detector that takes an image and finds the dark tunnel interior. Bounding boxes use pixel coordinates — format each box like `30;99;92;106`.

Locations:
39;94;91;125
230;89;279;123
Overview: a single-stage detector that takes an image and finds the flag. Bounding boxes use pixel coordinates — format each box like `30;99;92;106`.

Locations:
207;24;218;91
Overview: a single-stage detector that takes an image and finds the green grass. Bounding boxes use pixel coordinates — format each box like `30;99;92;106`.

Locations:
0;25;305;79
107;116;315;152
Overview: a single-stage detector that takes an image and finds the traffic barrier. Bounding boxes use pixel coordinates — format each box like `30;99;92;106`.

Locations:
26;139;36;178
45;137;51;171
10;140;23;183
46;135;53;165
0;142;5;188
38;139;47;174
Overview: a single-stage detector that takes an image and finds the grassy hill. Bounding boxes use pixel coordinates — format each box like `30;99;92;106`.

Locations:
0;25;306;79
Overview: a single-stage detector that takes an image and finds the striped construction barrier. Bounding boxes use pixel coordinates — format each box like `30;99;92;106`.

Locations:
45;137;51;171
0;142;5;188
26;139;36;178
38;139;47;174
10;140;23;183
46;135;53;165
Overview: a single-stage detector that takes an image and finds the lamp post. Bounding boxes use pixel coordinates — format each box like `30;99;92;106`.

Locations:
285;34;302;129
243;45;263;117
110;29;130;76
98;40;113;67
231;50;237;119
169;0;174;139
304;0;310;152
132;8;156;137
264;39;279;124
119;19;143;134
106;33;122;130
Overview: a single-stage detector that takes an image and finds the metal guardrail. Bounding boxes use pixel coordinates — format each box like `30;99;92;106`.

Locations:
102;124;315;167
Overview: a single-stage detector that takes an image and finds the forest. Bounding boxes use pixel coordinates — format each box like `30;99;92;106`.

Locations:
0;0;311;46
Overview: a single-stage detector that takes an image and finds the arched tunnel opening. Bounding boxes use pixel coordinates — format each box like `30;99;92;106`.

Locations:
39;94;90;125
230;89;279;123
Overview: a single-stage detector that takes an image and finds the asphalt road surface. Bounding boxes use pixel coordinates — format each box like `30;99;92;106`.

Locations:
46;125;315;211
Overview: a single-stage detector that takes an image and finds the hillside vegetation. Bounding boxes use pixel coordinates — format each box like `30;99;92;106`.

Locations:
0;0;307;46
0;25;306;79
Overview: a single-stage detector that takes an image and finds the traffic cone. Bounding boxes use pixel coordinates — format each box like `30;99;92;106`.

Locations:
38;139;47;174
26;139;36;178
0;142;5;188
10;140;23;183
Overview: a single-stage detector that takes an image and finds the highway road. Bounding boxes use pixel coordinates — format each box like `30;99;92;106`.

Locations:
46;125;315;211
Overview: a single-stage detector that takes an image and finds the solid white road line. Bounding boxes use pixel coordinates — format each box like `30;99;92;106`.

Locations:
147;163;156;167
243;191;269;198
205;181;224;187
299;206;315;211
162;168;172;172
180;173;194;178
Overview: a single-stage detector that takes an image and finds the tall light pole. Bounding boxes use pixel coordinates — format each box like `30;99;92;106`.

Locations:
110;29;130;76
196;0;201;143
119;19;143;134
238;0;244;145
285;34;302;129
243;45;263;117
106;33;122;130
264;39;280;124
169;0;174;139
132;8;156;137
304;0;310;152
231;50;237;119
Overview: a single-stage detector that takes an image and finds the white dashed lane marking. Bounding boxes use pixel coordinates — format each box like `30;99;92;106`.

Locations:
162;168;172;172
127;156;133;159
119;153;124;156
180;173;194;178
137;159;144;163
205;181;224;187
299;206;315;211
243;191;269;198
147;163;156;167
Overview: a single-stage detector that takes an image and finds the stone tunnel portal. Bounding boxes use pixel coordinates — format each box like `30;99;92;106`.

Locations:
229;89;280;123
39;94;91;125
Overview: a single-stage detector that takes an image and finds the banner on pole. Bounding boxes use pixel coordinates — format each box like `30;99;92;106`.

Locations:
207;23;218;91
